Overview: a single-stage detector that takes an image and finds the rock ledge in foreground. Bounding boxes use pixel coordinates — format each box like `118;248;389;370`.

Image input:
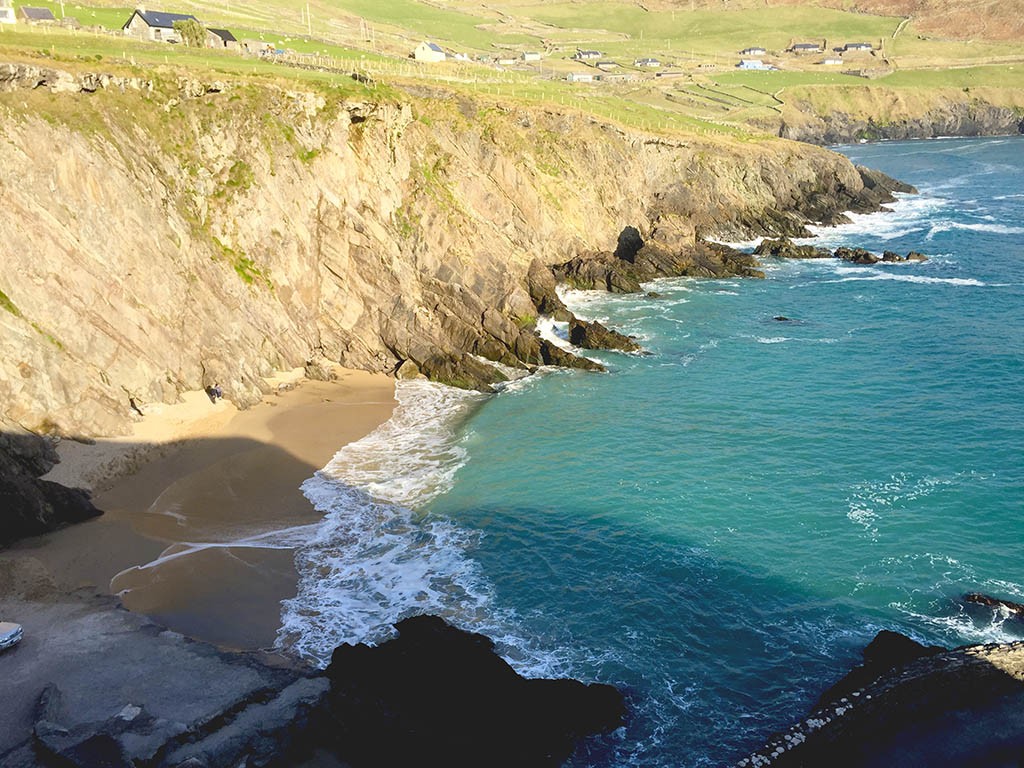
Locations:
323;615;627;767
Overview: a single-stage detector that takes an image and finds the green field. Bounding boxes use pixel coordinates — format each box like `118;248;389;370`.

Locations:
0;0;1021;142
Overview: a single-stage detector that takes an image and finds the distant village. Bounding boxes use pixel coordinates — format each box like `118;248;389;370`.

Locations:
0;1;882;82
412;38;880;83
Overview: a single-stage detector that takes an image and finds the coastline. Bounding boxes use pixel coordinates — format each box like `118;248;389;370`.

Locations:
3;366;396;652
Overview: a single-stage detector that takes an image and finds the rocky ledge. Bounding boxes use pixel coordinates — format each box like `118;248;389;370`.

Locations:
754;237;929;264
0;571;625;768
0;424;100;547
738;629;1024;767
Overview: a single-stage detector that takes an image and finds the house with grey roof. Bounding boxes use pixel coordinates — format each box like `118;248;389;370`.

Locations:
122;7;200;43
790;42;823;53
19;6;57;23
206;27;237;49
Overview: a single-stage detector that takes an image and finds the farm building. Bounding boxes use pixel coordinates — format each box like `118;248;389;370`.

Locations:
574;49;602;61
634;57;661;67
0;0;14;24
596;61;619;71
566;72;594;83
740;47;766;56
821;57;844;65
844;42;873;51
206;28;237;49
122;9;200;42
413;41;446;63
19;6;56;23
522;51;541;62
790;42;822;53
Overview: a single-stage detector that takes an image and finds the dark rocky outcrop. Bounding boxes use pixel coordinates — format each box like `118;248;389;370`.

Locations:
322;615;627;768
754;238;832;260
0;425;100;547
569;318;642;352
813;630;945;707
737;632;1024;768
964;593;1024;618
554;238;764;294
539;340;605;371
835;247;928;264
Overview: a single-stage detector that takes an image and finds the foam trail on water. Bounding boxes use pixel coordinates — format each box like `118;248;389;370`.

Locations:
278;380;492;665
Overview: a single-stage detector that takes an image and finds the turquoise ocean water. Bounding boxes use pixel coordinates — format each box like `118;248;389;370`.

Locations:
281;136;1024;766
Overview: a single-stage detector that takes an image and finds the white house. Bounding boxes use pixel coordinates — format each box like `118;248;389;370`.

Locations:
122;8;200;42
740;47;766;56
737;59;771;70
844;42;872;51
0;0;15;24
573;49;601;61
634;57;660;67
821;57;843;66
413;41;445;63
522;51;541;62
790;42;822;54
566;72;594;83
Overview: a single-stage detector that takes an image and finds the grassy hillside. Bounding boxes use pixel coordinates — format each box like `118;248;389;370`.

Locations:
1;0;1021;141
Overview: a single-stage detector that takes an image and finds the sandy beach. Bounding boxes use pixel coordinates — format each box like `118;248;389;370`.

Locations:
4;367;396;651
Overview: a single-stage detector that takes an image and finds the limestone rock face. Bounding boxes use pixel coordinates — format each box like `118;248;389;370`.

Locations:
0;65;906;437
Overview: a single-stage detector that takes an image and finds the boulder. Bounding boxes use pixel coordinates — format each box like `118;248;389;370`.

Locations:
526;260;572;321
835;247;880;264
538;340;605;371
754;238;832;260
906;250;929;262
0;425;101;547
322;615;626;768
568;319;641;352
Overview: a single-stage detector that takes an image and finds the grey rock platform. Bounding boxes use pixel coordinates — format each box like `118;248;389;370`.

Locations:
0;587;325;767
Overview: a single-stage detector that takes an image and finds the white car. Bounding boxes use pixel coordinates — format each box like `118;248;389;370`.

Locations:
0;622;23;651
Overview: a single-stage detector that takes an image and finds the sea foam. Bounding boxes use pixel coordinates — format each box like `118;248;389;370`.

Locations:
277;380;492;665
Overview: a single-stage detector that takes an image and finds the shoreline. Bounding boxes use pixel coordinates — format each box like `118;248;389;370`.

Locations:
3;366;396;652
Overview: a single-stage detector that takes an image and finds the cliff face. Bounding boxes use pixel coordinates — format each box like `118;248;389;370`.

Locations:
774;88;1024;145
1;64;889;439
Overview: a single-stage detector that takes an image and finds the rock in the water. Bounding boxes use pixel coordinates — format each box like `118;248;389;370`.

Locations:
568;318;641;352
835;246;880;264
538;340;605;371
964;592;1024;618
323;615;626;767
906;250;929;262
754;238;831;260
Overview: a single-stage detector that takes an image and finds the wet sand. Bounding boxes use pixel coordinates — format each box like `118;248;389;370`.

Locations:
5;368;396;651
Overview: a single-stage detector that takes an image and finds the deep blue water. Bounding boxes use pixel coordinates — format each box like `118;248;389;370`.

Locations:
287;136;1024;767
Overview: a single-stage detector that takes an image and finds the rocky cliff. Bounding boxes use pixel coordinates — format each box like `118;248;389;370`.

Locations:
1;62;902;440
774;87;1024;145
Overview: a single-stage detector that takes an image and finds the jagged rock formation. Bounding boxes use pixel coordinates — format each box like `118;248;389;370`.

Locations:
322;615;627;767
0;422;100;546
755;238;928;263
737;631;1024;767
0;62;910;439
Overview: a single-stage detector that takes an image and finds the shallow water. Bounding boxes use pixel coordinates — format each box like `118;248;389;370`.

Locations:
284;136;1024;766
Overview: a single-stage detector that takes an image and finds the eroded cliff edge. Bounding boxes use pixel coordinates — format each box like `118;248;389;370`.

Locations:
2;63;906;440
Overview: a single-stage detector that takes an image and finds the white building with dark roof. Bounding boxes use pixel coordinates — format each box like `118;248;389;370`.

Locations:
413;41;446;63
122;7;200;42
